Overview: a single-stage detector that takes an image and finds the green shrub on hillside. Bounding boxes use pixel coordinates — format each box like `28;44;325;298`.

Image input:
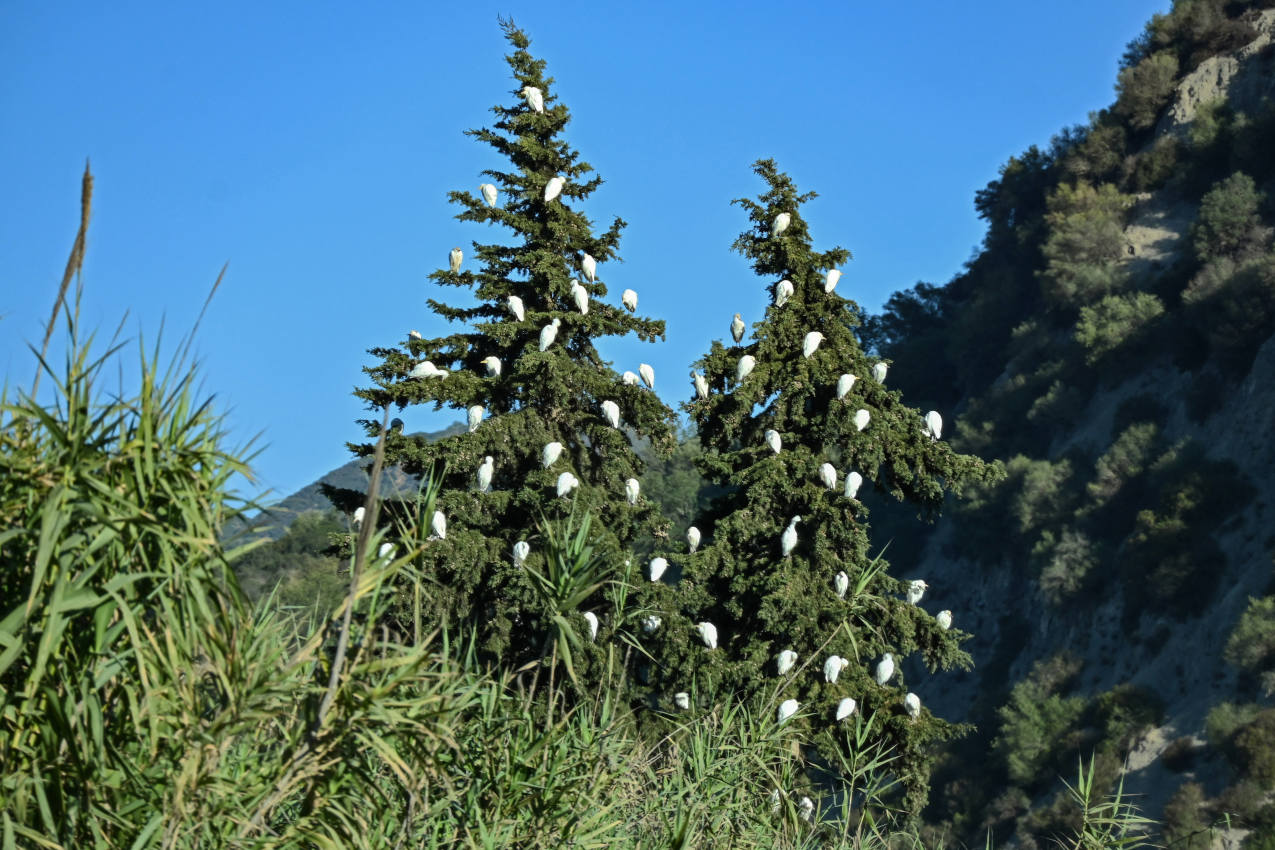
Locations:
1114;51;1180;132
1162;781;1212;850
1035;528;1099;605
994;654;1086;787
1236;710;1275;789
1040;181;1134;307
1073;291;1166;364
1130;135;1181;191
1192;172;1268;261
1086;422;1160;508
1227;596;1275;693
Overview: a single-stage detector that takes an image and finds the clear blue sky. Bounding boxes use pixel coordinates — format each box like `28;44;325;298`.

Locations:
1;1;1169;501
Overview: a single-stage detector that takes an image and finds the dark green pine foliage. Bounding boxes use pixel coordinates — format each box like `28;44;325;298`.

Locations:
346;23;677;680
643;160;1002;815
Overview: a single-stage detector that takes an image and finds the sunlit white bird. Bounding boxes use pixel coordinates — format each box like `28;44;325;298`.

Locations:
874;653;894;686
449;247;463;273
521;85;544;113
649;557;668;582
854;409;870;432
622;370;639;386
556;471;579;498
904;692;922;719
581;252;597;282
771;212;791;236
819;462;838;490
799;797;815;823
824;655;849;683
737;355;756;383
777;649;798;676
687;526;701;553
513;540;530;567
836;697;857;721
480;183;498;207
936;610;953;631
625;478;641;505
674;692;690;710
770;789;782;814
778;699;799;724
601;400;620;429
539;318;561;351
476;456;494;492
774;279;794;307
639;363;655;389
781;516;801;558
907;580;929;606
543;441;565;468
697;622;718;650
764;429;782;454
803;331;824;358
431;509;447;540
872;361;888;383
825;268;842;293
836;373;857;399
410;360;448;379
408;329;422;340
844;471;864;499
642;615;662;633
544;176;564;203
924;410;943;441
621;288;637;311
379;542;395;560
693;372;708;400
353;506;365;527
507;295;525;322
467;405;484;433
834;571;850;599
730;312;745;343
570;279;589;314
482;356;501;378
584;611;599;641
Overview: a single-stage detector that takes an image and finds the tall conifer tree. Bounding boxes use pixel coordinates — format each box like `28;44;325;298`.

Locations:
643;160;1001;813
344;22;677;680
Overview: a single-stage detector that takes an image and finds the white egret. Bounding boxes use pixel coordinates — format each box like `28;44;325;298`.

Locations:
924;410;943;441
771;212;791;236
449;247;463;273
799;797;815;823
467;405;484;433
907;580;929;606
777;699;799;724
622;370;639;386
542;441;564;468
687;526;701;553
781;516;800;558
836;373;857;399
803;331;824;358
539;318;561;351
622;288;638;311
409;361;448;379
507;295;525;322
936;610;953;631
674;692;690;710
584;611;599;641
649;557;668;582
770;789;782;815
737;355;756;383
378;542;395;560
513;540;530;568
408;329;422;340
476;456;494;492
764;429;782;454
834;571;850;599
521;85;544;113
824;655;849;683
819;462;838;490
601;400;620;429
777;649;797;676
431;510;447;540
854;409;870;432
352;506;365;527
730;312;745;343
874;653;894;686
544;176;564;203
844;471;864;499
581;253;597;282
825;268;842;293
570;279;589;315
872;361;888;383
836;697;857;721
904;692;922;719
774;279;794;307
642;615;662;633
696;622;718;650
556;471;579;498
693;372;708;400
482;356;501;378
625;478;641;505
480;183;498;207
639;363;655;389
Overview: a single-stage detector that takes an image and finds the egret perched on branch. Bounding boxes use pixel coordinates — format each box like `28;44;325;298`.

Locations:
521;85;544;113
781;516;801;558
581;252;597;282
874;653;894;685
824;655;849;683
544;176;564;203
482;356;501;378
467;405;484;433
649;557;668;582
692;372;708;400
803;331;824;358
431;510;447;540
774;279;794;307
904;693;922;719
844;471;863;499
480;183;498;207
764;429;782;454
825;268;842;293
625;478;640;505
936;610;953;630
601;400;620;429
730;313;745;343
907;580;929;605
584;612;599;641
542;442;564;468
837;373;857;399
410;361;448;379
622;370;639;386
834;571;850;599
513;541;530;567
353;506;365;527
872;361;888;383
696;622;718;650
737;355;756;383
570;279;589;314
687;526;701;553
643;615;661;633
622;288;638;311
476;456;494;493
924;410;943;441
819;462;838;490
449;247;462;273
408;329;422;340
778;699;799;724
639;363;655;389
854;409;870;432
675;692;690;710
777;649;797;676
507;295;525;322
836;698;857;721
771;212;791;236
556;471;579;498
539;318;561;351
799;797;815;823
